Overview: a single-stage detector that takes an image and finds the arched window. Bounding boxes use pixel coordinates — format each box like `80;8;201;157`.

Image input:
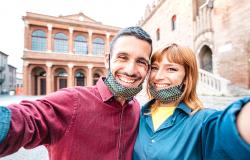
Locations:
171;15;177;31
93;73;101;85
156;28;160;41
199;45;213;73
32;30;47;51
74;35;88;54
93;38;105;55
54;33;68;53
75;70;85;86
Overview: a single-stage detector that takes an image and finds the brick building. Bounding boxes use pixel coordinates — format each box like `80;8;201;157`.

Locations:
139;0;250;89
22;12;120;95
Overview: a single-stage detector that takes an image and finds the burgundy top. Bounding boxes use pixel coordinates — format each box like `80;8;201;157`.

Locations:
0;78;140;160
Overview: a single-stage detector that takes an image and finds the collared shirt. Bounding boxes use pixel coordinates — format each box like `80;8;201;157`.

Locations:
0;77;140;160
133;97;250;160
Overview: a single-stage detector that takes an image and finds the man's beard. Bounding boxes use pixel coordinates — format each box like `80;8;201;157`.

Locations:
104;70;143;101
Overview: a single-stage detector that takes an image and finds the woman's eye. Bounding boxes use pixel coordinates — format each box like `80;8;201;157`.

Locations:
151;66;158;70
168;68;178;71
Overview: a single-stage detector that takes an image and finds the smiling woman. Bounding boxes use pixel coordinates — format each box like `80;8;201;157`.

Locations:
133;43;250;160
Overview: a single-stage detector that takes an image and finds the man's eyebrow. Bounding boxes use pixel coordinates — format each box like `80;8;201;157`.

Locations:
116;52;128;56
137;57;150;62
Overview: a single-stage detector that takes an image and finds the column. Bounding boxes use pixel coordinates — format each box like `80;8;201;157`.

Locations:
105;32;110;54
24;20;29;50
67;63;74;87
87;64;93;86
23;62;29;95
88;30;93;55
47;24;53;53
69;27;74;54
46;62;53;94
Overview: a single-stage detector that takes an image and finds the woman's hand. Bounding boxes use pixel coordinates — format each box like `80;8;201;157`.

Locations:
237;102;250;144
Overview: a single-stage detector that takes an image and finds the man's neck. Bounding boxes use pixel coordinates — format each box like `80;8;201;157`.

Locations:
115;97;126;106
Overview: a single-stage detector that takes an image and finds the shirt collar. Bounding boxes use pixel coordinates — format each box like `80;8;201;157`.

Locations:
176;102;192;114
142;99;192;115
96;77;114;102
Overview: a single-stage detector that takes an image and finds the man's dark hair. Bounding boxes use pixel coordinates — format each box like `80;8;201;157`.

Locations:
109;26;152;57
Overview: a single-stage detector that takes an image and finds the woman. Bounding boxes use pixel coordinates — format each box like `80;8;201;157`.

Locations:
133;44;250;160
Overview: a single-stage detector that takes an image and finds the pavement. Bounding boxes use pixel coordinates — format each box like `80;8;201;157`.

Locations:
0;94;247;160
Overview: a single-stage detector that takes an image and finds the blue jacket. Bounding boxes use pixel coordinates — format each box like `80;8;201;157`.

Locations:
133;97;250;160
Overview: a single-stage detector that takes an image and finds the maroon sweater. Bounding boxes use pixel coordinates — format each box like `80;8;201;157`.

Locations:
0;78;140;160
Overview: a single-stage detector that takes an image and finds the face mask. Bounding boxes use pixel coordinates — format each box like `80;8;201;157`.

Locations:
149;83;183;103
104;70;143;101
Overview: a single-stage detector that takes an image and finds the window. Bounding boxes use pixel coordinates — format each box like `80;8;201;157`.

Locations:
171;15;177;31
32;30;47;51
75;70;85;86
54;33;68;53
74;35;88;54
93;73;101;85
156;28;160;41
93;38;105;55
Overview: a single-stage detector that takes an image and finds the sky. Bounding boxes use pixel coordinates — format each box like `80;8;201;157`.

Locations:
0;0;154;72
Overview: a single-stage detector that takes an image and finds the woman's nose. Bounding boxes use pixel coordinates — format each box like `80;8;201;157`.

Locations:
154;68;164;80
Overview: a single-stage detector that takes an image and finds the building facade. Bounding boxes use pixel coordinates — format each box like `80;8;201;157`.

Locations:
0;51;17;94
23;12;120;95
139;0;250;89
7;65;17;93
0;51;8;94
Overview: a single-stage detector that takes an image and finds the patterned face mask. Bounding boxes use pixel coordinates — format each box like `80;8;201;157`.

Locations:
104;70;143;101
149;83;184;103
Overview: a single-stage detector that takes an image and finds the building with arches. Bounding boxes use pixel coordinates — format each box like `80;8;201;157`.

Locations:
139;0;250;90
22;12;120;95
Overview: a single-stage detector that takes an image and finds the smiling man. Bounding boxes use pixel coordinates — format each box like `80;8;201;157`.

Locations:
0;26;152;160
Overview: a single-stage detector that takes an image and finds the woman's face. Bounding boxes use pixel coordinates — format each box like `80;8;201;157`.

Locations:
150;55;186;91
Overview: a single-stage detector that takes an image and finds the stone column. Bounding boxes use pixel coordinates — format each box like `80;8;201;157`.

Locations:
67;63;74;87
24;20;29;50
47;24;53;53
23;62;29;95
88;30;93;55
105;32;110;54
87;64;93;86
69;27;74;54
46;62;53;94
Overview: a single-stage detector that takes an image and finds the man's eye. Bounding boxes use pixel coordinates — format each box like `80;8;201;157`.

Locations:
138;60;147;65
117;56;127;60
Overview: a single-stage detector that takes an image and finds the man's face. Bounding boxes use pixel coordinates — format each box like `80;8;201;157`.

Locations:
105;36;151;88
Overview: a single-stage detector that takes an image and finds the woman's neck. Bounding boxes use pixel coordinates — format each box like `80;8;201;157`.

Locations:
156;100;178;107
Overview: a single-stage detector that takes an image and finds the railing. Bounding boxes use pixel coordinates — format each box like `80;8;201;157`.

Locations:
198;69;230;95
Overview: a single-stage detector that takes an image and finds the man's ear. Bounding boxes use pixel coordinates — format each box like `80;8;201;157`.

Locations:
104;54;110;69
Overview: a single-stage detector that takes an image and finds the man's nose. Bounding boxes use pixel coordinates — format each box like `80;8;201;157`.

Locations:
124;61;136;75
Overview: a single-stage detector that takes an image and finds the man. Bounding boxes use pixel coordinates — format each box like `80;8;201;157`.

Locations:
0;26;152;160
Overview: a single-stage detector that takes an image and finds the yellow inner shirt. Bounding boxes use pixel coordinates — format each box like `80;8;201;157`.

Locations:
151;105;176;131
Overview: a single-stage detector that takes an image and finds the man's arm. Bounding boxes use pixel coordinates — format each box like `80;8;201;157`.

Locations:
0;88;78;157
237;102;250;144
